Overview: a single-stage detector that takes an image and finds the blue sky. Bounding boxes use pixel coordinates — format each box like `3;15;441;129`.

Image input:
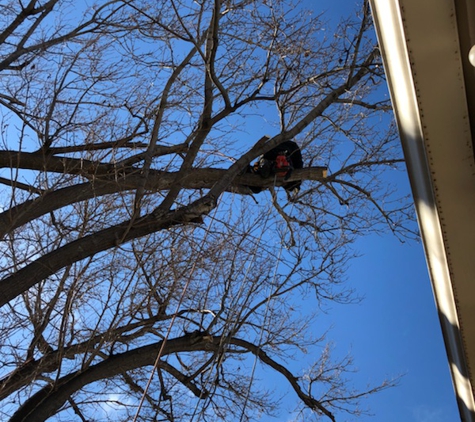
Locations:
328;223;459;421
289;0;461;420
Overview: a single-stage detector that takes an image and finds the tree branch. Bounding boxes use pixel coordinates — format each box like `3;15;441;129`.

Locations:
0;165;327;238
0;196;215;307
10;334;335;422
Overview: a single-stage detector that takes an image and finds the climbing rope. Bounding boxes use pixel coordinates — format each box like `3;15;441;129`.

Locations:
189;193;276;421
132;201;220;422
133;175;294;421
238;208;291;421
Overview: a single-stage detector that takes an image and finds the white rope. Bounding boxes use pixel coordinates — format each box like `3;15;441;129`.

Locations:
134;176;293;421
238;231;286;421
190;193;276;421
132;202;220;422
239;195;295;421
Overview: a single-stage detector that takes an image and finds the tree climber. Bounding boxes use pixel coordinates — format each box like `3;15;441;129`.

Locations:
247;140;303;199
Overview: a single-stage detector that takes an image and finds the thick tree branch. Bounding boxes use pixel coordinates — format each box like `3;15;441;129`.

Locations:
0;166;327;238
10;334;334;422
0;312;182;401
0;145;188;177
9;334;217;422
0;196;215;307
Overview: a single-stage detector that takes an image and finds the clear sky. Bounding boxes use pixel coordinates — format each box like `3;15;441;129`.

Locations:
338;228;460;422
289;0;461;421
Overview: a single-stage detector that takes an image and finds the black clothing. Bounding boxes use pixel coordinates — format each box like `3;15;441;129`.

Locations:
247;140;303;196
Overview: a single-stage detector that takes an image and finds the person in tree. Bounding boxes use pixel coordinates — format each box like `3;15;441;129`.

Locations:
247;140;303;198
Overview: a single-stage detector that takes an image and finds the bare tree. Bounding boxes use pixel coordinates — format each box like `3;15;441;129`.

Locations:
0;1;412;421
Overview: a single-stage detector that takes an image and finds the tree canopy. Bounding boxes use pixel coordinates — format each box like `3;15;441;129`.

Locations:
0;1;413;421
